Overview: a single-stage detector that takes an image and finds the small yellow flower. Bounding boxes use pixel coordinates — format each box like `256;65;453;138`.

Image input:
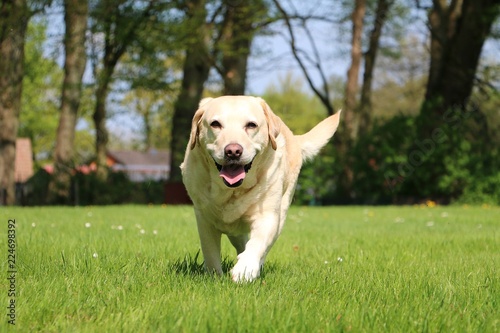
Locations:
426;200;437;208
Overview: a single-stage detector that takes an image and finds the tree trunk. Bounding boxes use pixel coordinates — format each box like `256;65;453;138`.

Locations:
143;105;152;151
358;0;391;135
169;0;210;182
343;0;366;141
336;0;366;200
424;0;463;103
92;67;112;181
49;0;88;204
0;0;29;205
89;0;156;182
409;0;499;198
419;0;499;135
435;0;499;113
219;1;262;95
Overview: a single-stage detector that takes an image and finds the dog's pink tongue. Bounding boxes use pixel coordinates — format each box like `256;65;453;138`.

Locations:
219;164;246;185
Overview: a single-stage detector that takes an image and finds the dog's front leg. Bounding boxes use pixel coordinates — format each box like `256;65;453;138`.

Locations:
196;214;223;275
231;213;279;282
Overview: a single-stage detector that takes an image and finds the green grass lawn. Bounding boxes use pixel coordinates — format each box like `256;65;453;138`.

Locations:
1;205;498;332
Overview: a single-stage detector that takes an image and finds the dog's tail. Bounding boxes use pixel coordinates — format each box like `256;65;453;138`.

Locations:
296;111;341;161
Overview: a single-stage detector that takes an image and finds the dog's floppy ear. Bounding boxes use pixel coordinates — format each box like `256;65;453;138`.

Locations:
189;108;205;150
188;98;213;150
259;98;281;150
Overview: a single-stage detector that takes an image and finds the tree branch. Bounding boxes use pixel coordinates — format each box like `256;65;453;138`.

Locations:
272;0;335;115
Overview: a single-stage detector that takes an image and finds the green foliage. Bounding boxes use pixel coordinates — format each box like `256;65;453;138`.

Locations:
351;115;416;203
19;20;95;168
19;20;62;166
295;143;339;205
262;73;325;134
261;73;343;205
456;148;500;205
348;109;500;205
2;205;498;332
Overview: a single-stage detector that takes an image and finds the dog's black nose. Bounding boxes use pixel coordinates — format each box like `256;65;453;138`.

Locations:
224;143;243;159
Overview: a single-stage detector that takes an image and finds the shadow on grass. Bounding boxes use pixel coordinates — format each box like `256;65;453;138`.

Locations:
169;250;278;279
169;250;234;276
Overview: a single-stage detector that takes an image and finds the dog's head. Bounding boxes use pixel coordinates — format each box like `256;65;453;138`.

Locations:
189;96;280;188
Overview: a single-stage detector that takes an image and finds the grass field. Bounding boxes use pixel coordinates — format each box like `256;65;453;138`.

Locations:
1;205;498;332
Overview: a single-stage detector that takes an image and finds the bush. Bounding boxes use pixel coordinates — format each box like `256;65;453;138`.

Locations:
455;148;500;205
24;169;165;206
73;171;165;205
351;115;416;204
294;142;341;205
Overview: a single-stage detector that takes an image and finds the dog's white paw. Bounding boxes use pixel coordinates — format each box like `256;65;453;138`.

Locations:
231;253;261;283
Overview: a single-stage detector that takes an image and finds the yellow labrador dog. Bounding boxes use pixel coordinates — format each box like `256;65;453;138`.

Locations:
181;96;341;282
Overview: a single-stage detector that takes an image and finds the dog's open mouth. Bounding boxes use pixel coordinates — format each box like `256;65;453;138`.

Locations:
214;161;253;188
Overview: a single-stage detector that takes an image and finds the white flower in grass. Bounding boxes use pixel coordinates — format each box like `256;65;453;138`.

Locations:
31;223;36;227
117;225;123;230
153;230;158;235
135;224;142;229
324;261;329;264
140;229;146;234
337;257;344;263
441;212;449;218
426;221;434;227
93;253;98;258
85;222;91;228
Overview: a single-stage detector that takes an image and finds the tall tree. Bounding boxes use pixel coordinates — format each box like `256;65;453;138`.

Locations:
19;21;62;168
357;0;392;136
49;0;88;203
343;0;366;142
333;0;366;201
89;0;157;181
169;0;211;182
216;0;267;95
419;0;500;130
0;0;30;205
407;0;500;198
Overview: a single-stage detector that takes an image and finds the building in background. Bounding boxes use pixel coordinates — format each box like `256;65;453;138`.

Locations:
14;138;34;204
107;149;170;182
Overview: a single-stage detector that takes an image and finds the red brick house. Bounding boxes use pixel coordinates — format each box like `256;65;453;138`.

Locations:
15;138;34;183
13;138;34;204
107;149;170;182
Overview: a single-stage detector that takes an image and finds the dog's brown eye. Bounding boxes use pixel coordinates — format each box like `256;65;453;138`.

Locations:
246;122;257;129
210;120;222;128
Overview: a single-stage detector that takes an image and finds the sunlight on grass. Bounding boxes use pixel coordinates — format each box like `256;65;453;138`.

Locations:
0;205;498;332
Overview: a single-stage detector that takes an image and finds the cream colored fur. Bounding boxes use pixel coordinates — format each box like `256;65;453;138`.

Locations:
181;95;341;282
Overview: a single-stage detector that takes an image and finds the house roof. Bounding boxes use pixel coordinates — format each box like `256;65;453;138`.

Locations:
108;149;170;168
15;138;34;183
